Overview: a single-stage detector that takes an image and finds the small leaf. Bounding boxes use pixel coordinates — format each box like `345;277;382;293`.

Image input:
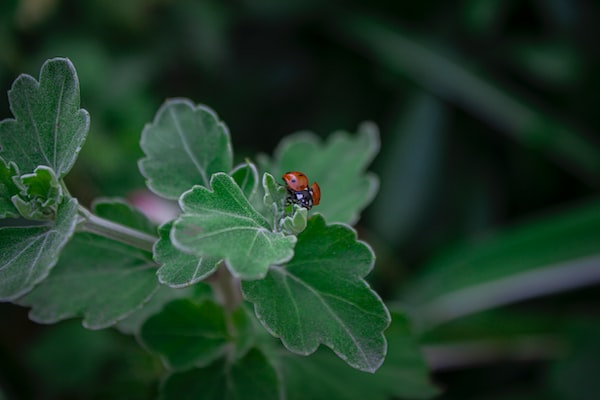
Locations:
155;222;221;288
0;156;20;218
139;99;233;199
281;205;307;235
0;197;78;300
0;58;89;177
172;173;296;279
12;165;62;220
282;312;439;400
17;200;159;329
141;299;228;370
242;215;390;373
159;348;281;400
272;123;379;225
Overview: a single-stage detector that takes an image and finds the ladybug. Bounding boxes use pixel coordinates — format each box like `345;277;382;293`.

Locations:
282;171;321;210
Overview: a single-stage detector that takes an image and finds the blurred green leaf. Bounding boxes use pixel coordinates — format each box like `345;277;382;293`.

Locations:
370;93;446;244
17;200;159;329
509;41;582;87
159;347;281;400
155;222;221;287
242;215;390;373
339;16;600;184
0;198;78;300
408;199;600;326
141;299;229;370
0;58;89;177
283;312;439;400
172;173;296;280
139;99;233;199
272;122;379;225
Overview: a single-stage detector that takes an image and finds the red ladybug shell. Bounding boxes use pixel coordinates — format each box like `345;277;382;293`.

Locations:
310;182;321;206
282;171;309;191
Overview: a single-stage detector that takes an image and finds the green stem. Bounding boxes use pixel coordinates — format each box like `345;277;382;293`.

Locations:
77;206;157;252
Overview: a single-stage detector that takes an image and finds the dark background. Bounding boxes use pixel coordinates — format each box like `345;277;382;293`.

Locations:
1;1;599;399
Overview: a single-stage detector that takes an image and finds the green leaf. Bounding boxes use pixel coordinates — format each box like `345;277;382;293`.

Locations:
0;58;89;177
159;348;280;400
141;299;229;370
172;173;296;279
17;200;159;329
272;122;379;225
0;156;20;218
242;215;390;373
116;284;212;336
155;222;221;288
282;312;439;400
0;197;78;300
139;99;233;199
407;199;600;327
280;205;307;235
12;165;62;220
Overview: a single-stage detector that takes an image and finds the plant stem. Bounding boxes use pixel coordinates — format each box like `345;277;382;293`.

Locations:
77;206;157;252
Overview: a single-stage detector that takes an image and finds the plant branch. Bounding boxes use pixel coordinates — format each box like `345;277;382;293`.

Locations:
77;206;157;252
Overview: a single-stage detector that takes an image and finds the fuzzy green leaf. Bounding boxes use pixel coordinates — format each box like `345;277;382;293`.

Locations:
172;173;296;279
139;99;233;199
159;348;281;400
141;299;229;370
0;58;89;177
17;200;159;329
282;312;439;400
272;122;379;225
0;198;78;300
155;222;221;287
12;166;62;220
0;157;20;218
242;215;390;373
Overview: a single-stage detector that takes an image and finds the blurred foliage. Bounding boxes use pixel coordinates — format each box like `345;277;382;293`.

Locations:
1;0;600;399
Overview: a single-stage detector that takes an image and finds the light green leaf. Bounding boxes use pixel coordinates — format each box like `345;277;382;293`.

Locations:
407;199;600;327
0;156;20;218
141;299;228;370
159;348;281;400
283;312;439;400
0;197;78;300
155;222;221;287
0;58;89;177
281;205;307;235
17;200;159;329
12;166;62;220
139;99;233;199
272;122;379;225
172;173;296;280
242;215;390;373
